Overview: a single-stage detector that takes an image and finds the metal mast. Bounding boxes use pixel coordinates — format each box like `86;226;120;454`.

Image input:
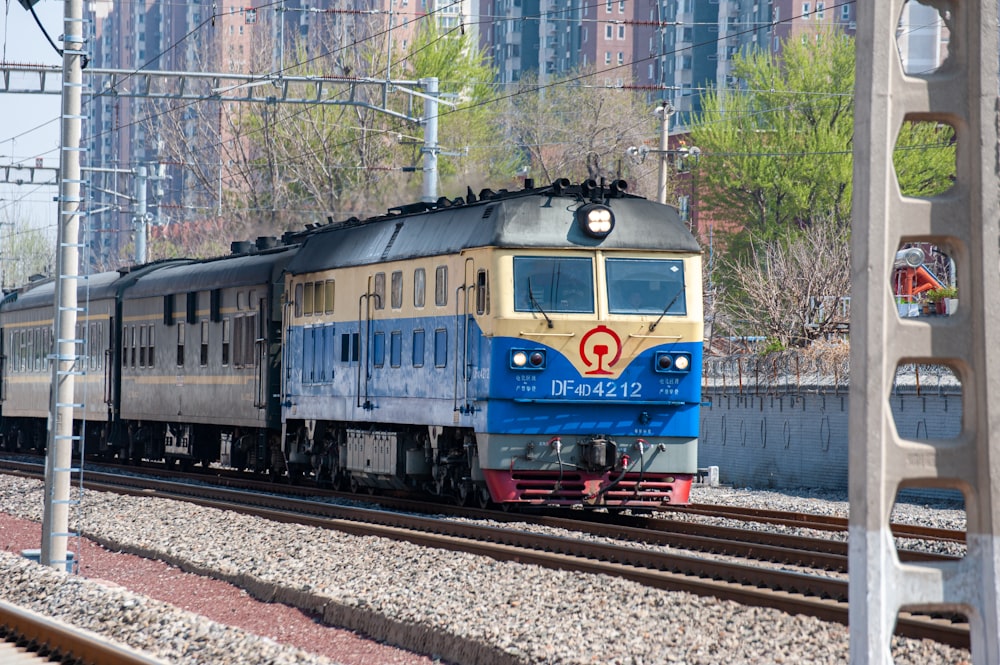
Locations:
39;0;85;570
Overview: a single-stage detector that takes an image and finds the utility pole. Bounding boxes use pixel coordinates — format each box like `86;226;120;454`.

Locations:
656;100;674;205
133;165;147;264
420;77;440;204
39;0;85;571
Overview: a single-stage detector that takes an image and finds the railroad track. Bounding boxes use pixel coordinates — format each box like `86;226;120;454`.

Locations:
0;458;970;648
667;502;965;543
0;457;962;572
0;598;165;665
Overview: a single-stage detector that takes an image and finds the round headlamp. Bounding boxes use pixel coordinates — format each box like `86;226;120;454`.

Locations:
577;204;615;238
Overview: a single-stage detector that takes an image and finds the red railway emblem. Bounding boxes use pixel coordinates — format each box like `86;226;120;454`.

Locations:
579;325;622;375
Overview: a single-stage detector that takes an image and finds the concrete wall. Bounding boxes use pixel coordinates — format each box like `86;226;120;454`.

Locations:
698;390;962;490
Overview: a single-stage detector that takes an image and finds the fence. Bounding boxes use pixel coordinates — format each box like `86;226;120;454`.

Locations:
703;346;961;397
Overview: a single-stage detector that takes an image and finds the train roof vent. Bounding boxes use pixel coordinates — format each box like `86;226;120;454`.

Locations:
28;273;46;282
256;236;279;251
231;241;254;255
481;205;496;220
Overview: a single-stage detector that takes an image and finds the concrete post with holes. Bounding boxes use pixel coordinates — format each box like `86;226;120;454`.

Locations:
849;2;1000;663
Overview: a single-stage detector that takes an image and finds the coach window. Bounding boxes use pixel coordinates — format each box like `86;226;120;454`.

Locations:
373;331;385;368
340;332;351;363
200;321;209;366
390;331;402;367
313;281;325;315
222;319;231;365
324;280;335;313
435;266;448;306
164;294;175;325
131;325;138;368
414;268;426;307
412;329;425;367
148;325;155;367
476;269;489;315
391;271;403;309
434;329;447;367
26;330;34;372
89;324;98;370
304;282;315;315
374;272;386;310
303;327;315;382
139;326;147;368
177;322;185;367
294;283;303;317
238;291;246;311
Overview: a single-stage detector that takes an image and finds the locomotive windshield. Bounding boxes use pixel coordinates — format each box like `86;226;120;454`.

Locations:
513;256;595;313
606;258;687;315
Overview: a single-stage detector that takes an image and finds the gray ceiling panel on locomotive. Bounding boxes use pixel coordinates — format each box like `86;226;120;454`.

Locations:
285;183;699;276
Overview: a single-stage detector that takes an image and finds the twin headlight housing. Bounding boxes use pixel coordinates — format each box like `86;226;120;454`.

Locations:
510;349;547;369
576;204;615;238
654;352;692;373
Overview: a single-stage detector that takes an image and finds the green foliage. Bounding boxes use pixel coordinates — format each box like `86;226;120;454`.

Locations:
925;286;957;303
761;338;787;354
403;21;517;186
893;121;956;197
691;31;856;246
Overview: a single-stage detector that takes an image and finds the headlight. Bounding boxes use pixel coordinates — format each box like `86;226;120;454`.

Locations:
655;352;692;373
510;349;546;370
577;204;615;238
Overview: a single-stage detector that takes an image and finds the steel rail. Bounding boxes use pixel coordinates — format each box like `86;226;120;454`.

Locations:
670;503;965;542
0;599;166;665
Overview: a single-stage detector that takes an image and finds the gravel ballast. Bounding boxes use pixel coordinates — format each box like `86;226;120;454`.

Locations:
0;476;973;664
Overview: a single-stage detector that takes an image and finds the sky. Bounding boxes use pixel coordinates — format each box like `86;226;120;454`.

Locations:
0;0;70;233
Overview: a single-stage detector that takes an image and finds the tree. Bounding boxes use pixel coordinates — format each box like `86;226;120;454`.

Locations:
716;216;851;349
693;32;956;351
402;22;517;192
0;205;55;290
691;32;857;242
500;72;664;198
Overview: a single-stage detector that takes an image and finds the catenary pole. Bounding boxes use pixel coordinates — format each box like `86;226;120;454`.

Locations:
656;100;673;204
40;0;85;570
420;77;439;204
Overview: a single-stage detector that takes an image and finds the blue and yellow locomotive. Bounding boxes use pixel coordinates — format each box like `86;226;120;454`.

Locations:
0;178;702;509
280;178;703;508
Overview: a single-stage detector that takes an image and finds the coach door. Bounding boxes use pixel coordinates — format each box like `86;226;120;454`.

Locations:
355;272;383;412
453;257;482;415
253;295;268;411
104;316;114;406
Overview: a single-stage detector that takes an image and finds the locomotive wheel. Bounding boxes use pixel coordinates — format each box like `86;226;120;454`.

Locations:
456;482;471;507
348;475;360;494
477;486;492;509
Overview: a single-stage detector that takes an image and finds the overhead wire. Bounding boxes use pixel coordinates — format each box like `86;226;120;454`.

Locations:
3;0;950;219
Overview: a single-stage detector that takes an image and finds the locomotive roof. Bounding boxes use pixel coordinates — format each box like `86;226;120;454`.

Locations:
286;180;700;275
125;245;298;298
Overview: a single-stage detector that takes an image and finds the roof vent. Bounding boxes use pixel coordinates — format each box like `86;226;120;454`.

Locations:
256;236;279;251
231;241;254;255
